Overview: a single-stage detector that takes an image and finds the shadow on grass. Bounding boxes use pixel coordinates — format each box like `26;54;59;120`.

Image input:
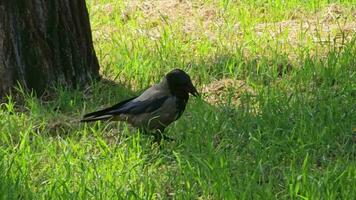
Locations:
0;52;301;148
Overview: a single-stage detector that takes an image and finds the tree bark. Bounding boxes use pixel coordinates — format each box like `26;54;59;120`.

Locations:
0;0;100;97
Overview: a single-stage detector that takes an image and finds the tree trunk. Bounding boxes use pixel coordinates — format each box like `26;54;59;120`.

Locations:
0;0;100;97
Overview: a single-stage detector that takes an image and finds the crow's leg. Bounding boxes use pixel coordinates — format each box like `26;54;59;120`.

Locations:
152;128;174;143
161;134;174;141
139;128;174;143
139;128;149;135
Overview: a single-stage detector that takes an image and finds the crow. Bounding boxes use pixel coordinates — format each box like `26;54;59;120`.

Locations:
81;69;199;142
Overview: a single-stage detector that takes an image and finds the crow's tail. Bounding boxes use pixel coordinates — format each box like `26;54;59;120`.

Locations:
81;106;118;122
81;96;136;122
80;114;113;122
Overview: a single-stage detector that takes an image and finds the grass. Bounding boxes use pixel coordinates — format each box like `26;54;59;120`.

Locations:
1;0;356;199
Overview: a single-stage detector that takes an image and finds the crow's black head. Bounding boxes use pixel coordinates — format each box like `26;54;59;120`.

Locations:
166;69;199;98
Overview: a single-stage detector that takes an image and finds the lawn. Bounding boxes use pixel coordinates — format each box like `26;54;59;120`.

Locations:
1;0;355;199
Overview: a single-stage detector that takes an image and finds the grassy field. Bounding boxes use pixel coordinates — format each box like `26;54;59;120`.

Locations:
1;0;356;199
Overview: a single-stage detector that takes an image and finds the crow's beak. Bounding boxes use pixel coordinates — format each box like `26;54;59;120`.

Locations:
188;84;199;97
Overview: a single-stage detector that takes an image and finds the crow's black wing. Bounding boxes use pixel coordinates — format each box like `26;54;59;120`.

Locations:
107;96;169;115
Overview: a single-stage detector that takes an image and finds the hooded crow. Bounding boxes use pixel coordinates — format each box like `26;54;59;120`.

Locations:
81;69;199;141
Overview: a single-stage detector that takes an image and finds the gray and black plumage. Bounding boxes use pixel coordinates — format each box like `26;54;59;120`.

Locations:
81;69;199;141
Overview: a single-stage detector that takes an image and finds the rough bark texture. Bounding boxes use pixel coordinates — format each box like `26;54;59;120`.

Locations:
0;0;100;97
